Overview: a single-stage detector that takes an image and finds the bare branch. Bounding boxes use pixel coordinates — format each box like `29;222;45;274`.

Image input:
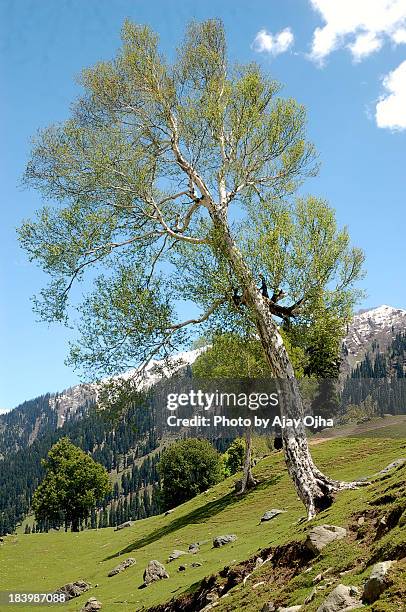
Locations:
84;232;161;256
168;299;225;331
167;113;214;207
148;196;207;244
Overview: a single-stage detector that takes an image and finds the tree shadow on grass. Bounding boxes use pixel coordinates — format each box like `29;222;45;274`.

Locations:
104;474;283;560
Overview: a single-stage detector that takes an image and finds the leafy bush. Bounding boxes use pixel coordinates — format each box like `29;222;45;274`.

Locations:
158;438;223;509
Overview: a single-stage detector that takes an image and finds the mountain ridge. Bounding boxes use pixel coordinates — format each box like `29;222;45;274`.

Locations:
2;305;405;439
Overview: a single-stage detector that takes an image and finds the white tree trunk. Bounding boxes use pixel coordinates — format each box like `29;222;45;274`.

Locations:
214;213;365;518
239;429;257;494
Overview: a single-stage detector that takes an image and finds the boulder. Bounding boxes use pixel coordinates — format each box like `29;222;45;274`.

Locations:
377;458;406;475
213;534;237;548
316;584;361;612
261;509;286;522
115;521;133;531
143;560;169;586
54;581;90;601
188;542;200;554
305;525;347;554
168;549;186;562
107;557;136;577
80;598;102;611
362;560;395;603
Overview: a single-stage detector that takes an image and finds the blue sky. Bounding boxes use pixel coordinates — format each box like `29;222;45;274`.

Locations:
1;0;405;409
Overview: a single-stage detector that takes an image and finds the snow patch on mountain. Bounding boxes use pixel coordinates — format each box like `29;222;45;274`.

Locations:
50;347;207;427
343;305;406;371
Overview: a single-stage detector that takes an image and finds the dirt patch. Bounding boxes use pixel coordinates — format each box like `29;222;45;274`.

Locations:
146;541;315;612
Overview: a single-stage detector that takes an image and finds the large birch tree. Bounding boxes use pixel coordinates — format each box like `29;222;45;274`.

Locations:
19;20;365;519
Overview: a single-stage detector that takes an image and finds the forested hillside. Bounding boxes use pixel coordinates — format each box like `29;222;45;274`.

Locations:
0;399;159;535
2;311;405;537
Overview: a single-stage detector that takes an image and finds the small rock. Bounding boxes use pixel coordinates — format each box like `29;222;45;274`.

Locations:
191;562;202;568
255;557;264;569
165;508;175;516
261;509;286;522
213;534;237;548
81;598;102;611
188;542;200;554
107;557;136;577
305;525;347;554
357;516;365;526
362;560;395;604
316;584;361;612
377;458;406;475
178;565;187;571
115;521;133;531
168;549;186;562
277;607;302;612
54;581;90;601
313;573;324;584
261;604;276;612
143;560;169;586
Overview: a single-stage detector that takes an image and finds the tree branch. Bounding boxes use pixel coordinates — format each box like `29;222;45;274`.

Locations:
168;299;225;331
168;113;213;207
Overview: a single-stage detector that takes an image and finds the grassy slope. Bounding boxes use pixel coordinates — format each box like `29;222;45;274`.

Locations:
1;428;406;612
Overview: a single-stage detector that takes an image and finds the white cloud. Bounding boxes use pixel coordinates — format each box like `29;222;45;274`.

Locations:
252;27;294;56
393;27;406;43
0;408;11;414
376;60;406;129
309;0;406;63
348;32;383;61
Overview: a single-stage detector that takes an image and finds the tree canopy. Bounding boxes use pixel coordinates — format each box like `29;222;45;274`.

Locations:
158;438;223;509
32;437;111;531
19;19;363;381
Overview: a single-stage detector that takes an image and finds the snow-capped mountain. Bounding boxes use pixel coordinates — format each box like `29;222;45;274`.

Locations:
0;347;207;454
51;347;206;427
2;307;406;453
342;305;406;372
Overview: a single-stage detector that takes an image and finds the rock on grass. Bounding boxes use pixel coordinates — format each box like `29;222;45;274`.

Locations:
143;560;169;586
168;549;187;562
305;525;347;554
80;597;102;611
316;584;361;612
213;534;237;548
261;509;286;522
54;580;90;601
362;560;395;603
107;557;136;577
